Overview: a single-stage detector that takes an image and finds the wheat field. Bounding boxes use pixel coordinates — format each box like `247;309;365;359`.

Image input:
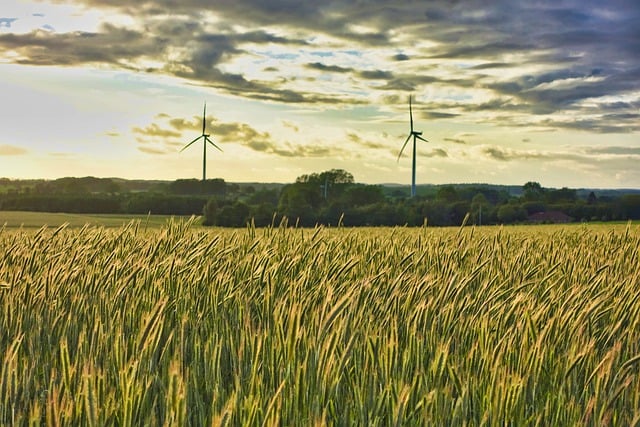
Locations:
1;219;639;425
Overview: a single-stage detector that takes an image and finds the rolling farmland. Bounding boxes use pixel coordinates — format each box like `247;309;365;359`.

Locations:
1;220;639;425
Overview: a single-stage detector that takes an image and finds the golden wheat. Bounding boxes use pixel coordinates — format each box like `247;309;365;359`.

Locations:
0;220;639;425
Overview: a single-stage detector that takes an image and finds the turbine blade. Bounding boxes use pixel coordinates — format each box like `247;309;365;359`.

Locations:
206;137;223;152
409;95;414;132
202;102;207;135
416;135;429;143
180;135;203;152
397;134;412;162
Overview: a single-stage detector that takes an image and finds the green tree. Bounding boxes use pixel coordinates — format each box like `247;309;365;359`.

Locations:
545;187;577;203
278;183;320;225
217;201;251;227
344;185;385;206
436;186;458;203
497;204;527;223
523;181;544;201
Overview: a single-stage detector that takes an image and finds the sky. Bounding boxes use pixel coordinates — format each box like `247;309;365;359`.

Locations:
1;0;639;188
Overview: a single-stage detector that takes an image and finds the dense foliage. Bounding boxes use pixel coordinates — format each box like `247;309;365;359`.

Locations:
1;221;639;425
1;174;640;226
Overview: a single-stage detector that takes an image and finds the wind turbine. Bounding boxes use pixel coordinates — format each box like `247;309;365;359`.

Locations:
397;95;429;197
180;102;222;181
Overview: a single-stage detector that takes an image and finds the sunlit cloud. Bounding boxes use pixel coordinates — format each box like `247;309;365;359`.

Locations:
0;144;27;155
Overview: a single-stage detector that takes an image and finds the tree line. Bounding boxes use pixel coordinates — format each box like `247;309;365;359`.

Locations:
1;173;639;226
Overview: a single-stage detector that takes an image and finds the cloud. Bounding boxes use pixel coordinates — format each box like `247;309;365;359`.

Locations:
444;137;466;144
478;144;639;163
347;132;387;149
1;0;639;134
133;123;182;139
0;18;18;29
392;53;410;61
481;146;555;162
137;145;167;155
306;62;352;73
133;113;340;158
585;146;640;156
282;121;300;132
0;144;28;156
422;148;448;158
422;111;460;120
357;69;394;80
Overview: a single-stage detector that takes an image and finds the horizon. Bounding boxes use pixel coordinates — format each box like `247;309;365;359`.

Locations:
3;175;640;192
1;1;639;189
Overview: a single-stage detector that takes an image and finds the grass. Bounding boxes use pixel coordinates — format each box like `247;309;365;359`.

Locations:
0;220;639;425
0;211;196;228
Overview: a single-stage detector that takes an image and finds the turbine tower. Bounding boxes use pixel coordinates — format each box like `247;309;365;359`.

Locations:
180;102;222;181
397;95;429;197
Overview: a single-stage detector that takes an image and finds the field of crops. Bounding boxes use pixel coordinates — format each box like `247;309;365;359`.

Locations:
1;219;639;425
0;211;190;228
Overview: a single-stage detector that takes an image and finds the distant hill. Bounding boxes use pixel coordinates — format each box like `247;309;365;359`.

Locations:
2;177;639;198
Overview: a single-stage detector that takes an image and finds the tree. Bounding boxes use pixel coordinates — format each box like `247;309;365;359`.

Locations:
436;186;458;203
546;187;577;203
278;183;320;225
523;181;544;201
168;179;201;195
217;201;251;227
247;188;279;206
619;195;640;219
497;204;527;223
344;185;385;206
296;169;354;186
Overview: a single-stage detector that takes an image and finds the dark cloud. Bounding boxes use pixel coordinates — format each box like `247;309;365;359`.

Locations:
378;73;445;91
421;148;448;158
357;70;394;80
470;62;512;70
0;24;163;66
480;144;640;169
481;146;553;162
444;137;466;144
1;0;639;134
536;116;640;134
422;111;460;120
306;62;352;73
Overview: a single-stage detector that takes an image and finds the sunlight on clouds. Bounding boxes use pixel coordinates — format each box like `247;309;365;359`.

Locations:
0;0;638;186
530;76;607;92
1;1;105;33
